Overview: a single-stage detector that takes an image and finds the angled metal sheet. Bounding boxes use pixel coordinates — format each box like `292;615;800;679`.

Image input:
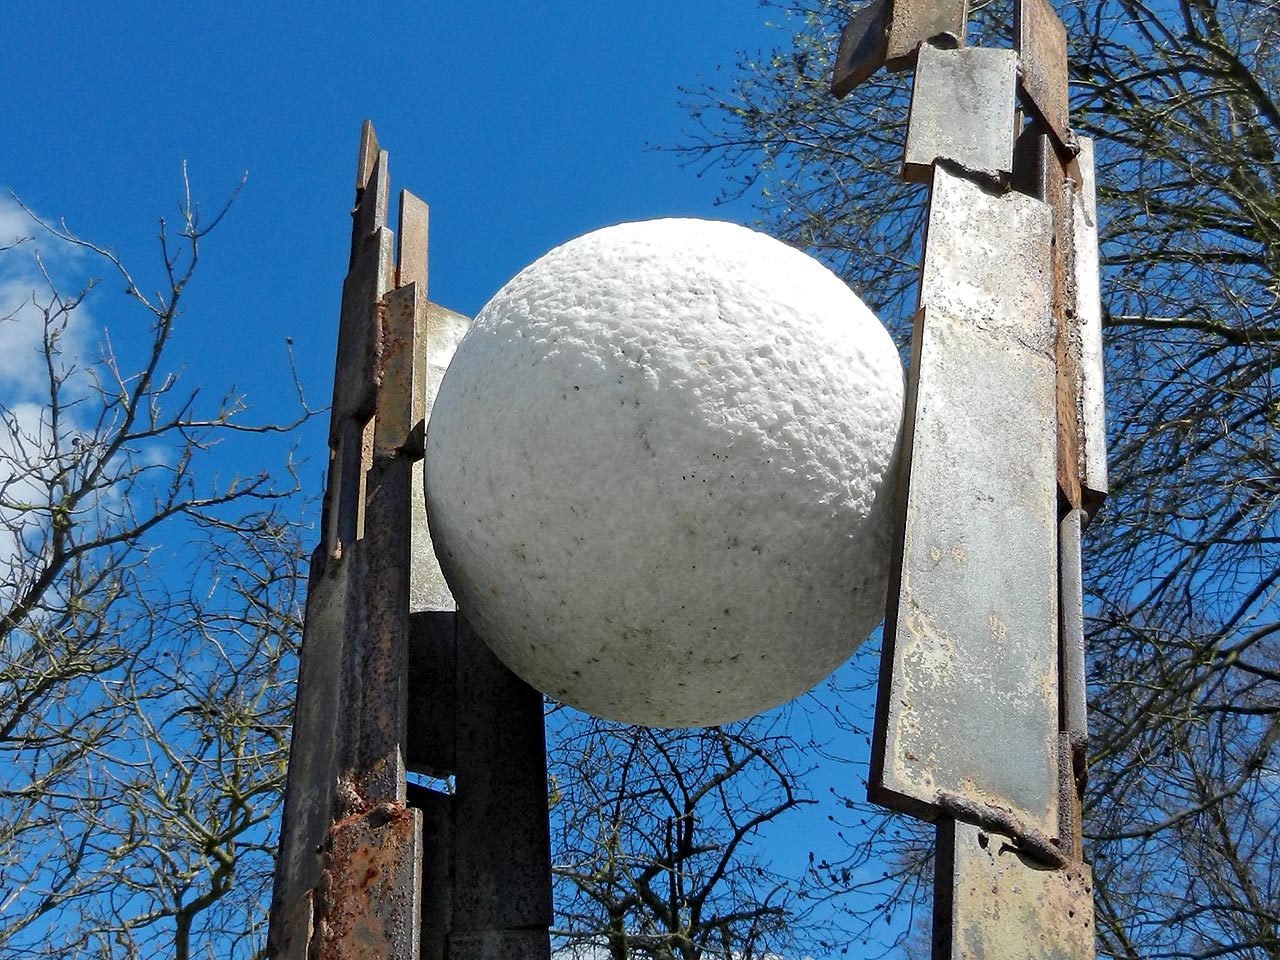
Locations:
886;0;969;69
1072;138;1107;515
903;45;1018;183
832;0;890;97
1015;0;1072;150
935;819;1095;959
871;301;1060;837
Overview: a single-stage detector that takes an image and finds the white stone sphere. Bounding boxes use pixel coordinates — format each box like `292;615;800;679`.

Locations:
424;218;904;727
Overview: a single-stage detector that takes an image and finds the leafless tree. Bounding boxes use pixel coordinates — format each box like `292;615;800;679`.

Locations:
549;708;838;960
675;0;1280;956
0;179;312;959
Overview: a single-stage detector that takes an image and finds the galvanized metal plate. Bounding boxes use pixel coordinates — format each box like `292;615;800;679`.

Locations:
903;45;1018;183
919;166;1054;352
1015;0;1071;149
1072;138;1107;514
872;299;1060;837
935;819;1095;959
832;0;890;97
886;0;969;68
411;302;471;614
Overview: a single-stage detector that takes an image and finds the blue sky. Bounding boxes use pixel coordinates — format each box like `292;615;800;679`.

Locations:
2;4;904;953
4;4;788;441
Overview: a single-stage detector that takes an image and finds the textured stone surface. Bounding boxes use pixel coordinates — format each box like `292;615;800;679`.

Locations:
424;219;904;727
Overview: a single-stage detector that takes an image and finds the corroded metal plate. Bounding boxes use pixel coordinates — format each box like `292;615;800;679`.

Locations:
1016;0;1071;148
886;0;969;68
935;820;1095;959
832;0;890;97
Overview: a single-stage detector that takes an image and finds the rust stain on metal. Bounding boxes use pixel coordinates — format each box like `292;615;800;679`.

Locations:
886;0;969;69
375;283;426;458
315;803;423;960
936;819;1094;959
1015;0;1072;150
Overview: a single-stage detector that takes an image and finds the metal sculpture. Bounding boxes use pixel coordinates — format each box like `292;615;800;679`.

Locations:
267;0;1107;955
267;123;552;960
835;0;1105;955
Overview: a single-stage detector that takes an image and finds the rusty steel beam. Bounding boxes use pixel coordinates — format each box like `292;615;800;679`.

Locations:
269;549;364;960
315;804;424;960
1015;0;1072;152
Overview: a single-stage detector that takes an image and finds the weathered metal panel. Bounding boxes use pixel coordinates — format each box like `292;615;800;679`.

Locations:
871;306;1060;835
831;0;890;97
355;457;414;804
397;190;430;291
407;785;453;960
1058;509;1087;750
356;120;382;192
450;931;552;960
406;611;458;776
269;551;361;959
1072;138;1108;516
1015;0;1071;150
452;616;553;951
411;303;472;614
919;166;1055;352
376;282;426;458
934;819;1095;959
886;0;969;68
332;228;395;436
354;149;390;252
316;803;423;960
903;45;1017;184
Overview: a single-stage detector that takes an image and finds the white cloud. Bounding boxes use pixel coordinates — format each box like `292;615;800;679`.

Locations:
0;196;98;604
0;195;93;398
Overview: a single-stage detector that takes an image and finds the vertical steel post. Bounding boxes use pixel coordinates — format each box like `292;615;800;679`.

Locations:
833;0;1107;954
268;122;553;960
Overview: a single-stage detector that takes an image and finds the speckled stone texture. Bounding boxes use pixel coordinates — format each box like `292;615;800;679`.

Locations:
424;218;904;727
